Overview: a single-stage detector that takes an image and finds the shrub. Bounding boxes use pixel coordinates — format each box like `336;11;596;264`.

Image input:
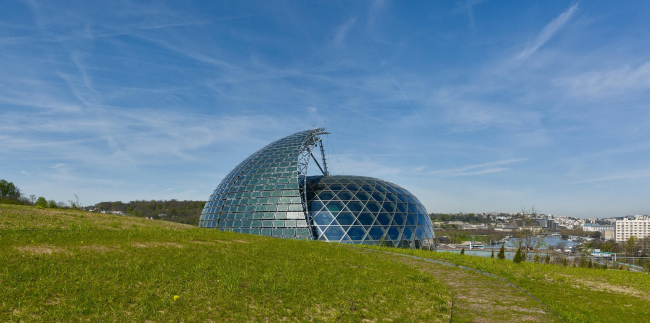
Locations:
497;244;505;260
513;248;524;263
490;249;494;258
35;197;48;208
460;248;465;255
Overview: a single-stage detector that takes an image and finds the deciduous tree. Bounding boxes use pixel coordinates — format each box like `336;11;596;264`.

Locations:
35;197;47;208
516;207;542;257
626;236;638;257
0;179;20;198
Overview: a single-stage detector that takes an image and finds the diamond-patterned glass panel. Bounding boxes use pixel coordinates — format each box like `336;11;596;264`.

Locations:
306;175;435;250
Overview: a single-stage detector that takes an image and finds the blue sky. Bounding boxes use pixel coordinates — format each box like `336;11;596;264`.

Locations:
2;1;650;218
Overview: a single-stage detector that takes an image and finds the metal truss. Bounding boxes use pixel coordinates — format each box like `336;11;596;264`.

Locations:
297;127;330;239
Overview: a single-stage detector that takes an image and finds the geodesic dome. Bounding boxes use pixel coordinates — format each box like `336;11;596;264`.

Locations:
199;128;435;249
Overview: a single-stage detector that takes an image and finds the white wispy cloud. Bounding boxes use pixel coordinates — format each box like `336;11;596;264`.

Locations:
329;155;404;178
422;158;527;177
333;17;357;46
463;0;485;30
517;3;578;60
430;88;544;133
366;0;385;30
556;62;650;98
0;107;299;168
570;171;650;184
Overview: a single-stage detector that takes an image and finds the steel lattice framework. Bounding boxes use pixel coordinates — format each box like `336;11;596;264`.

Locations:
199;128;436;249
297;128;330;238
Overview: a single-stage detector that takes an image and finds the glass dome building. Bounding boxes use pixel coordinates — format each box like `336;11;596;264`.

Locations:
199;128;435;249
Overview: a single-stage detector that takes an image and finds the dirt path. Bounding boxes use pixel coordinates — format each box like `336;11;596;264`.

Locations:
359;249;560;322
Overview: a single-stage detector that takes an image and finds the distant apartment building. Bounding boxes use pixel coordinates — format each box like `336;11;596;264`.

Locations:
615;217;650;242
494;223;516;232
582;223;615;232
462;223;489;230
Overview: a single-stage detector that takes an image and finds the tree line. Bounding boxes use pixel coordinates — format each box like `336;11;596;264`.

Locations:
559;228;602;240
94;200;206;225
429;213;492;224
0;179;28;205
1;179;77;208
1;179;205;225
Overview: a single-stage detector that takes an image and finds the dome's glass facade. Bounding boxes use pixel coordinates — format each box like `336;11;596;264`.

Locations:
199;130;314;240
200;129;435;249
306;175;435;249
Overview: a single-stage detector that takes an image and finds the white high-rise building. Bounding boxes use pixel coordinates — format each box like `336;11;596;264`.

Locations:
615;216;650;242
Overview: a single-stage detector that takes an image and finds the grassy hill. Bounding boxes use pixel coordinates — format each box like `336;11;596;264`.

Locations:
0;205;450;322
1;204;649;322
368;247;650;322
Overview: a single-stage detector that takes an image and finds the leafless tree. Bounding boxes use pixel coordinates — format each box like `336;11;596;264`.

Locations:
516;206;544;256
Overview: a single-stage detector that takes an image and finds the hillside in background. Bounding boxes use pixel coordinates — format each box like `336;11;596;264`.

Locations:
94;200;205;225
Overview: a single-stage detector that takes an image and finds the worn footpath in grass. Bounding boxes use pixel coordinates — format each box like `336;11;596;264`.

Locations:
364;246;650;323
0;205;451;322
352;247;558;323
384;253;557;322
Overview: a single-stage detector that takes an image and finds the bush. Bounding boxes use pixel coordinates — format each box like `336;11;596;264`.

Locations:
491;249;494;258
35;197;48;208
460;248;465;255
513;248;524;263
497;244;505;260
0;197;24;205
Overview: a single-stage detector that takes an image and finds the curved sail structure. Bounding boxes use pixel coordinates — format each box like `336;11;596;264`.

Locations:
200;128;435;249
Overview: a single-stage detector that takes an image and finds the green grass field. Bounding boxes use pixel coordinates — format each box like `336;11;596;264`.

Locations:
2;204;648;322
364;246;650;322
1;205;450;322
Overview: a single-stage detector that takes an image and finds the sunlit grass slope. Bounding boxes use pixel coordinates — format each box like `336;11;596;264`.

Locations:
367;246;650;323
0;205;450;322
